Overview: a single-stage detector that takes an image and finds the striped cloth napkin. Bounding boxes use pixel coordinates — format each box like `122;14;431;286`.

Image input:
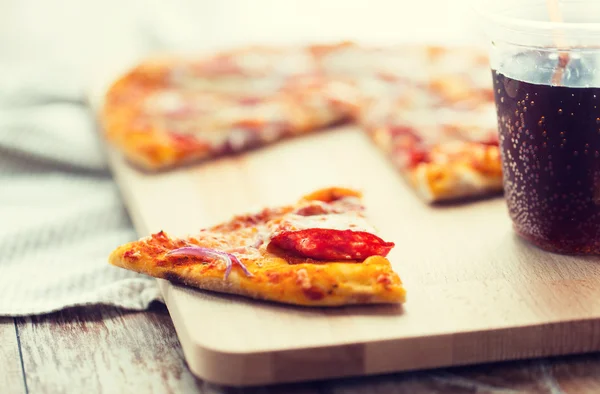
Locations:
0;0;173;316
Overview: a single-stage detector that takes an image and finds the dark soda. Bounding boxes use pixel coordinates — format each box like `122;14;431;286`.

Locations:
493;63;600;254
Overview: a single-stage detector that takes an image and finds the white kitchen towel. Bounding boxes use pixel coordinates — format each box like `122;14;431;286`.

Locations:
0;0;175;316
0;171;163;316
0;75;166;315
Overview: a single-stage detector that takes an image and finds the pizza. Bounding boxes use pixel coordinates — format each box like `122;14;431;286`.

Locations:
358;46;503;202
101;42;502;202
109;187;406;306
101;47;360;170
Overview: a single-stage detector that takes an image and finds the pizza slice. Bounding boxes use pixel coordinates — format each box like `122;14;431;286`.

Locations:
363;92;502;202
368;123;502;202
358;46;502;203
109;187;406;306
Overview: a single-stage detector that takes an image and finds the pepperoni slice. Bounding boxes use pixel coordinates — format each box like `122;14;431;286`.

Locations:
393;145;430;169
481;133;500;147
407;148;431;168
169;133;208;152
269;229;395;261
389;125;422;143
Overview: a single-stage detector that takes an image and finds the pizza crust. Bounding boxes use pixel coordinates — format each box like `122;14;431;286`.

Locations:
110;246;406;306
409;143;503;203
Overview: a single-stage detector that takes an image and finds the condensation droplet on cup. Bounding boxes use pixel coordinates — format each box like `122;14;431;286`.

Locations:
558;109;563;115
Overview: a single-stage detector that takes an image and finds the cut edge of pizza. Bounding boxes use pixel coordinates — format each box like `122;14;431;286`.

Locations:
109;187;406;307
356;49;503;204
369;124;503;203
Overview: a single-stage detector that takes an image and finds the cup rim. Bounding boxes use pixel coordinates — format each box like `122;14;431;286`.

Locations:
472;0;600;35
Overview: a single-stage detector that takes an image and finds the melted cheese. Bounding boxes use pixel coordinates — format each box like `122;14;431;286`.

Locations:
153;98;290;148
203;195;377;262
276;212;376;234
181;77;285;95
145;90;187;113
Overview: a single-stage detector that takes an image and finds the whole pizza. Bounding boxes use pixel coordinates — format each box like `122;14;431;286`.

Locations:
101;41;502;203
103;41;504;306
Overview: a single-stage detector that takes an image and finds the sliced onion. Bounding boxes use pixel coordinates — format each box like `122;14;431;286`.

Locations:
166;246;253;279
251;235;264;248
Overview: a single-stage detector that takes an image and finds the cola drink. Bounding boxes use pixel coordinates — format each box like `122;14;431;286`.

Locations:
493;52;600;254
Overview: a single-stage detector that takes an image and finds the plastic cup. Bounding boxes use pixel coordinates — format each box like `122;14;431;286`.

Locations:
475;0;600;254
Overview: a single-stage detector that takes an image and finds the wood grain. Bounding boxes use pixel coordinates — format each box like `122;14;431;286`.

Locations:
236;354;600;393
104;123;600;386
12;302;600;393
0;318;25;394
15;304;203;394
257;363;552;394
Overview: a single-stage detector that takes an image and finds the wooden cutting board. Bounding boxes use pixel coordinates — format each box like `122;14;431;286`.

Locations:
101;122;600;387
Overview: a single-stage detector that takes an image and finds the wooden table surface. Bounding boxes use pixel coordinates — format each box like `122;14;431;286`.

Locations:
2;304;600;394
